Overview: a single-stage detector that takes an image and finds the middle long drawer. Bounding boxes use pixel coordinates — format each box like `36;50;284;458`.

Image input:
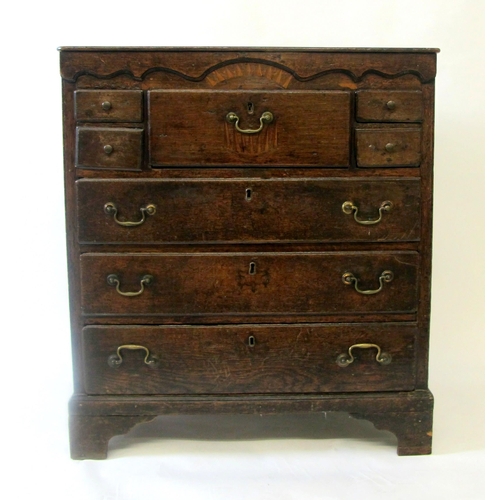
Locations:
76;178;421;244
80;251;419;316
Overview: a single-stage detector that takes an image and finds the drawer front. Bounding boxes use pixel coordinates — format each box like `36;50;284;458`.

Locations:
148;90;351;167
356;128;421;167
76;127;143;171
75;90;143;122
356;91;423;123
80;252;419;316
76;178;421;244
82;324;417;395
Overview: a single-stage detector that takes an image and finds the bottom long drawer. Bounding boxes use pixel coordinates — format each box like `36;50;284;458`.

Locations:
82;324;417;395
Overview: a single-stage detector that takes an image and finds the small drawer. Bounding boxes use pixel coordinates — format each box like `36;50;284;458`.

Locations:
75;90;143;122
356;128;421;167
356;91;423;123
148;90;351;167
76;127;143;171
76;178;421;244
80;251;419;317
82;323;417;395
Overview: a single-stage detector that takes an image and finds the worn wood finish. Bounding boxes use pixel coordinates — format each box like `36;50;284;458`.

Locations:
356;128;422;167
59;48;438;84
149;90;351;167
75;90;143;122
76;127;143;170
350;409;433;455
69;415;156;459
82;323;417;395
68;390;433;458
80;252;419;316
61;47;437;458
356;90;423;123
77;178;421;244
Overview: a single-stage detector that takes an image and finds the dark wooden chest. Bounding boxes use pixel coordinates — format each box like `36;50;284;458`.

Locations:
60;47;437;458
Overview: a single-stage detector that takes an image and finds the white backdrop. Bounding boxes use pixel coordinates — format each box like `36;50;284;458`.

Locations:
0;1;486;499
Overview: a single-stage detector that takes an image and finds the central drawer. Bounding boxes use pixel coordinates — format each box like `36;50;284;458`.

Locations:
76;178;421;244
82;323;417;395
148;90;351;167
80;252;419;316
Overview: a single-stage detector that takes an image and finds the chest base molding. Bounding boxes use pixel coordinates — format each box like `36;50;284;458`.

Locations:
68;390;433;459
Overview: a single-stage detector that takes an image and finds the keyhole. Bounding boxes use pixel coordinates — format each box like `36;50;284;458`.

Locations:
249;262;256;275
248;335;256;347
245;188;252;201
247;102;254;114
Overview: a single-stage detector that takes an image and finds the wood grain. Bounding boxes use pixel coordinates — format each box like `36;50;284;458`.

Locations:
76;127;143;170
82;323;417;395
356;90;423;123
356;128;422;167
67;390;433;458
149;90;351;166
75;90;143;122
76;178;421;244
80;251;419;316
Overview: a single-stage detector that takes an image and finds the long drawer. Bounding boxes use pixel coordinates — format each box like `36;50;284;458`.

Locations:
80;251;419;316
82;323;417;395
77;178;421;244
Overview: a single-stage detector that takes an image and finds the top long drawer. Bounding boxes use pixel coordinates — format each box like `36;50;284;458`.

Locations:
76;178;421;244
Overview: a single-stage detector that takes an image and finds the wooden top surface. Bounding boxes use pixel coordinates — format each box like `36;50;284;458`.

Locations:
58;46;440;53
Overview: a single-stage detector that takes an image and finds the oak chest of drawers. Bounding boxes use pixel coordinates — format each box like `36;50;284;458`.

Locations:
60;47;437;459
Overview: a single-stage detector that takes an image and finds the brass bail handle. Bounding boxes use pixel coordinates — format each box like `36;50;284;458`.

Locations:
104;202;156;227
342;270;393;295
336;343;392;367
107;274;153;297
108;344;158;368
342;200;393;225
226;111;274;134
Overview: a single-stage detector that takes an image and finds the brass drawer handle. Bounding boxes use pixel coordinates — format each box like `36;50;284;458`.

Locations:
342;270;393;295
108;344;158;368
342;200;393;225
226;111;274;134
336;343;392;367
107;274;153;297
104;202;156;227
